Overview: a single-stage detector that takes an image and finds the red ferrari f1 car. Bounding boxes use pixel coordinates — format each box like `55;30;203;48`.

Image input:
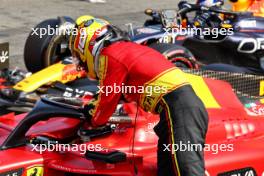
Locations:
0;71;263;176
0;9;264;176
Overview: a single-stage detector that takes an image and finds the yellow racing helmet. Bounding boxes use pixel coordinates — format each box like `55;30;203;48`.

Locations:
69;15;110;79
229;0;253;11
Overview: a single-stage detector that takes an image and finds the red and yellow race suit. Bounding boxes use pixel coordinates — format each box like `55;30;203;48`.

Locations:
89;41;189;126
86;41;208;175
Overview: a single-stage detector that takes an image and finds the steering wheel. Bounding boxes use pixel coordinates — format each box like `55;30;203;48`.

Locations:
160;9;182;28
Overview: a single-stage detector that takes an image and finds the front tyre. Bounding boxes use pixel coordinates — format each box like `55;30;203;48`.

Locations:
24;17;74;73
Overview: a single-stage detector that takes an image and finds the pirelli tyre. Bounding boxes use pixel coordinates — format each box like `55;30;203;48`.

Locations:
149;43;199;69
24;17;74;73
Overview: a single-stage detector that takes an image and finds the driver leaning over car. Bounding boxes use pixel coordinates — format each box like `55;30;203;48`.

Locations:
69;15;208;176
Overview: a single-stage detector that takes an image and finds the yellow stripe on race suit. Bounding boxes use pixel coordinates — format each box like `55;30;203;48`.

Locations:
97;55;108;80
140;68;220;112
140;68;189;112
91;55;108;119
161;98;181;176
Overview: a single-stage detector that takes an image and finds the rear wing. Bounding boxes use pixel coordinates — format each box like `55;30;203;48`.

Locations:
0;42;9;69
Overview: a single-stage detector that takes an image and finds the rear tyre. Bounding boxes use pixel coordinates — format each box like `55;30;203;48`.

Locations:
149;43;198;69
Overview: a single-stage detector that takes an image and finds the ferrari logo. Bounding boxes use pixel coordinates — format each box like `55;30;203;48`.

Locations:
26;166;43;176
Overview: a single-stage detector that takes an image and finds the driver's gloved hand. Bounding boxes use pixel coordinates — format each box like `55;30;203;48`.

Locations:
81;96;98;122
80;92;98;121
83;102;95;120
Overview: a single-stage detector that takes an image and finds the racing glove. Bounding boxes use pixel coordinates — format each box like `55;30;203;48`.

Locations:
82;94;98;122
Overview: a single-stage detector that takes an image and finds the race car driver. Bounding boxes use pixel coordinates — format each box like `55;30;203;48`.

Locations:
69;15;208;176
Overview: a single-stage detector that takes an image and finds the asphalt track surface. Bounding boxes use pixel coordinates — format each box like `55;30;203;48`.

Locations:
0;0;229;70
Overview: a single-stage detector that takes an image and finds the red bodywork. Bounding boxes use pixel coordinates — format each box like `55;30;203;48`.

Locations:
0;78;264;176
